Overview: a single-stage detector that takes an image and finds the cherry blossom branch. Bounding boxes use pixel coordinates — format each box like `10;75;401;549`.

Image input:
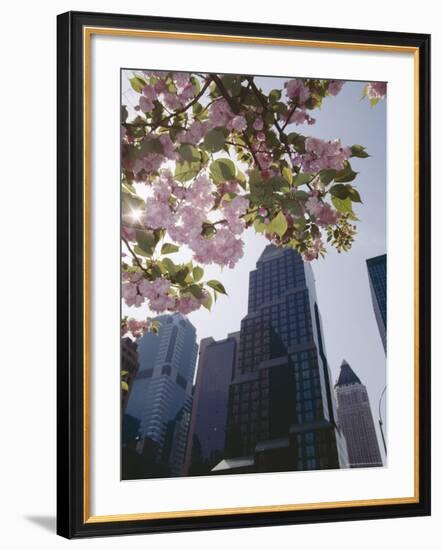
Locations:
210;74;263;170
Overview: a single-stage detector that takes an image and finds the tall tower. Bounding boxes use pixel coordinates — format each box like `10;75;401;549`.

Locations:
366;254;387;352
335;360;383;468
214;245;348;474
184;332;240;476
123;313;198;478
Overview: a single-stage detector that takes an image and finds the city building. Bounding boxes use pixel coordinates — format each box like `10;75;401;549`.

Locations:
121;337;139;413
335;360;383;468
214;245;348;475
366;254;387;352
184;332;240;476
122;313;198;478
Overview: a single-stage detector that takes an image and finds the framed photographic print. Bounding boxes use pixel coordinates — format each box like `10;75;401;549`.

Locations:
57;10;431;539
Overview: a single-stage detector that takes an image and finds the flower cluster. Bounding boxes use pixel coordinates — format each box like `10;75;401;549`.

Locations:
366;82;387;101
295;137;351;173
121;71;375;318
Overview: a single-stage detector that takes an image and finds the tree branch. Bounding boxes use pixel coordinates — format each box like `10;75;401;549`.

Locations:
210;74;263;170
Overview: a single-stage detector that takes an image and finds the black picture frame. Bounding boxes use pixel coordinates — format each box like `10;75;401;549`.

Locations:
57;10;431;539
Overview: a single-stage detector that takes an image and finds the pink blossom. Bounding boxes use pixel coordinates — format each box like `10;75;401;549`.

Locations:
328;80;345;96
191;227;244;268
173;72;191;88
305;195;339;227
284;79;310;104
175;294;204;315
222;196;249;235
256;152;273;170
208;99;234;127
283;109;315;126
366;82;387;100
300;137;350;173
159;134;178;160
143;201;172;230
139;84;156;112
253;118;264;131
177;120;210;145
152;171;173;202
163;92;183;111
122;282;144;307
179;82;195;103
302;238;323;262
228;115;247;132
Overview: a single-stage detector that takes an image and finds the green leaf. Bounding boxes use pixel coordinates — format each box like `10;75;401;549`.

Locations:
178;144;200;162
129;76;146;93
161;257;177;276
188;284;205;299
332;196;353;213
287;133;306;153
269;89;282;103
207;280;227;295
202;291;213;311
282;166;293;185
175;160;201;182
370;98;381;107
319;169;337;185
348;187;362;203
136;230;156;255
294;190;309;201
292;173;312;187
161;243;179;254
329;184;350;199
140;138;164;155
192;102;203;116
334;161;358;183
175;267;190;284
268;211;288;238
350;144;370;158
193;266;204;282
254;218;267;234
121;381;129;392
210;158;236;183
204;129;226;153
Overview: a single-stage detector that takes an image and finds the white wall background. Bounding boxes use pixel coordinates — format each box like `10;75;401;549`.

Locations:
0;0;439;547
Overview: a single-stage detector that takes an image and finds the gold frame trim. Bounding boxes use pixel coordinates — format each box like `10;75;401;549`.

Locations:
83;26;420;524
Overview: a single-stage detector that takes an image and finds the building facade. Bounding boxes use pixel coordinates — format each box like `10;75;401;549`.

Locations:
366;254;387;352
184;332;240;476
215;245;348;474
123;313;198;478
121;337;139;413
335;360;383;468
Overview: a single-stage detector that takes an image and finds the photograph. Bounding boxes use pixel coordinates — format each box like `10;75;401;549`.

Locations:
120;69;388;481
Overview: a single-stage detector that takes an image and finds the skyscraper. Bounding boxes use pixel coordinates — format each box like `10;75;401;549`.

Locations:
214;245;348;474
121;337;139;413
366;254;387;352
123;313;198;478
335;360;383;468
184;332;240;476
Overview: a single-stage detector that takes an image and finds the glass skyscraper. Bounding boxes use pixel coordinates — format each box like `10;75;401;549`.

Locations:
214;245;348;474
366;254;387;353
335;360;383;468
184;333;240;476
123;313;198;478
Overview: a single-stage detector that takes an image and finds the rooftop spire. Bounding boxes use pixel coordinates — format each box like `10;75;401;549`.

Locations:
335;360;362;387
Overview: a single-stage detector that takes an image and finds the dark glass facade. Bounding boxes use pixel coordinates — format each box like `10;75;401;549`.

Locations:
366;254;387;352
215;245;348;474
184;334;240;475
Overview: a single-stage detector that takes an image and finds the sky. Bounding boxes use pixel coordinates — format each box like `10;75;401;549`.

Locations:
121;73;387;462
